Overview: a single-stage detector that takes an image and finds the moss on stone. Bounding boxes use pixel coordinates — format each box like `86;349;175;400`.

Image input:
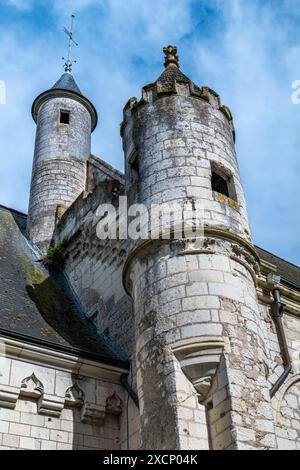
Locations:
42;238;68;266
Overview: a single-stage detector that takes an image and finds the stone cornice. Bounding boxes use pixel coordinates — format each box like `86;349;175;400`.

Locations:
257;276;300;317
123;226;260;296
256;255;300;316
0;335;128;384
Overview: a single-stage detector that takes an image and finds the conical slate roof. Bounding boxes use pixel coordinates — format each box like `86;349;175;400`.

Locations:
157;64;191;88
52;72;82;95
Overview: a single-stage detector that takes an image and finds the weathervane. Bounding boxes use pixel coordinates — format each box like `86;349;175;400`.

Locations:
62;14;78;73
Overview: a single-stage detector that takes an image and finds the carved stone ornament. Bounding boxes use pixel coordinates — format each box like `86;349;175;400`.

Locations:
106;392;123;416
163;45;179;68
65;383;85;407
20;373;44;398
0;371;123;425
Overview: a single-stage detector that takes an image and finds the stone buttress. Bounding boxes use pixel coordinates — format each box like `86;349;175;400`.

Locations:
121;46;277;450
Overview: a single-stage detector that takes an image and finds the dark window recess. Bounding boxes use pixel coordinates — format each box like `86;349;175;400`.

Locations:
211;171;229;197
129;154;139;184
60;110;70;125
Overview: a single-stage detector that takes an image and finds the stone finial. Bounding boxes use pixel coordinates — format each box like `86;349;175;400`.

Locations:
163;45;179;68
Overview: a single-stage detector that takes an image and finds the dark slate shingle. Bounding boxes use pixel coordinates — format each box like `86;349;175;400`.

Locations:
156;64;201;92
52;72;82;95
256;246;300;290
0;206;128;368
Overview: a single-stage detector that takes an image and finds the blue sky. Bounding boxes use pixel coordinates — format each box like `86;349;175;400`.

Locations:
0;0;299;265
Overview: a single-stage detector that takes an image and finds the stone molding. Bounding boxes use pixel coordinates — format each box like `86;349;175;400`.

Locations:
0;370;123;421
0;335;128;383
123;227;260;296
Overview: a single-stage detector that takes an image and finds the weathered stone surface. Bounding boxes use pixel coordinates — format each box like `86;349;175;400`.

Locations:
27;96;92;252
3;47;300;452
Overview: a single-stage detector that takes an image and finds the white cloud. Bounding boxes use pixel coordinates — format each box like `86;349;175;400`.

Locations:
192;0;300;263
0;0;299;264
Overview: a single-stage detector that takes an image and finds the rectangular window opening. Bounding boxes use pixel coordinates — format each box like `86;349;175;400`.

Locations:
60;110;70;125
210;162;237;202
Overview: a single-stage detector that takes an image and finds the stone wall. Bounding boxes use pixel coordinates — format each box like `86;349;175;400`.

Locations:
0;350;129;450
53;181;135;362
124;239;277;449
258;303;300;449
48;79;300;451
119;76;278;450
50;159;140;449
122;85;251;243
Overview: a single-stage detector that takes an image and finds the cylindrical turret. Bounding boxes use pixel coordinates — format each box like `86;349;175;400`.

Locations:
27;72;97;252
122;47;276;450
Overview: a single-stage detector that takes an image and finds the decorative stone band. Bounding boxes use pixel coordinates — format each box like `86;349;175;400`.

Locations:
122;226;261;296
178;227;261;285
172;337;228;403
0;335;128;422
120;83;235;141
0;374;123;423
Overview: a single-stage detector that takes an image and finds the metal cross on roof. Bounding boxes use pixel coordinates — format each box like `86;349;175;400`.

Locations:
62;14;78;74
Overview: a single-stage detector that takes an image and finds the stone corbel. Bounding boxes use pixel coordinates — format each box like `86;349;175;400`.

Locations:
0;371;124;425
81;403;106;424
81;392;123;424
172;337;226;403
38;382;85;417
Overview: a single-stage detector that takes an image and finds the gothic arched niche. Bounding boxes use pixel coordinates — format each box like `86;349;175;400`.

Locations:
275;376;300;449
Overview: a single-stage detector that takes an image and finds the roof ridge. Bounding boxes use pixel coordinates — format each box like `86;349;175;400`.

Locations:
89;154;125;181
256;245;300;270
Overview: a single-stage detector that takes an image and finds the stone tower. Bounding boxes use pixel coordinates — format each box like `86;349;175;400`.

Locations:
121;46;276;450
27;71;97;252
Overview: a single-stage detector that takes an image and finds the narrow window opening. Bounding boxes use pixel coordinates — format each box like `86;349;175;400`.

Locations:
128;152;139;185
60;110;70;125
210;163;238;203
211;171;229;197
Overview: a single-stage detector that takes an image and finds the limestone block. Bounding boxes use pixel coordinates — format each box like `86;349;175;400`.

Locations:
20;437;40;450
31;426;50;440
181;323;223;339
49;429;69;443
2;434;20;448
